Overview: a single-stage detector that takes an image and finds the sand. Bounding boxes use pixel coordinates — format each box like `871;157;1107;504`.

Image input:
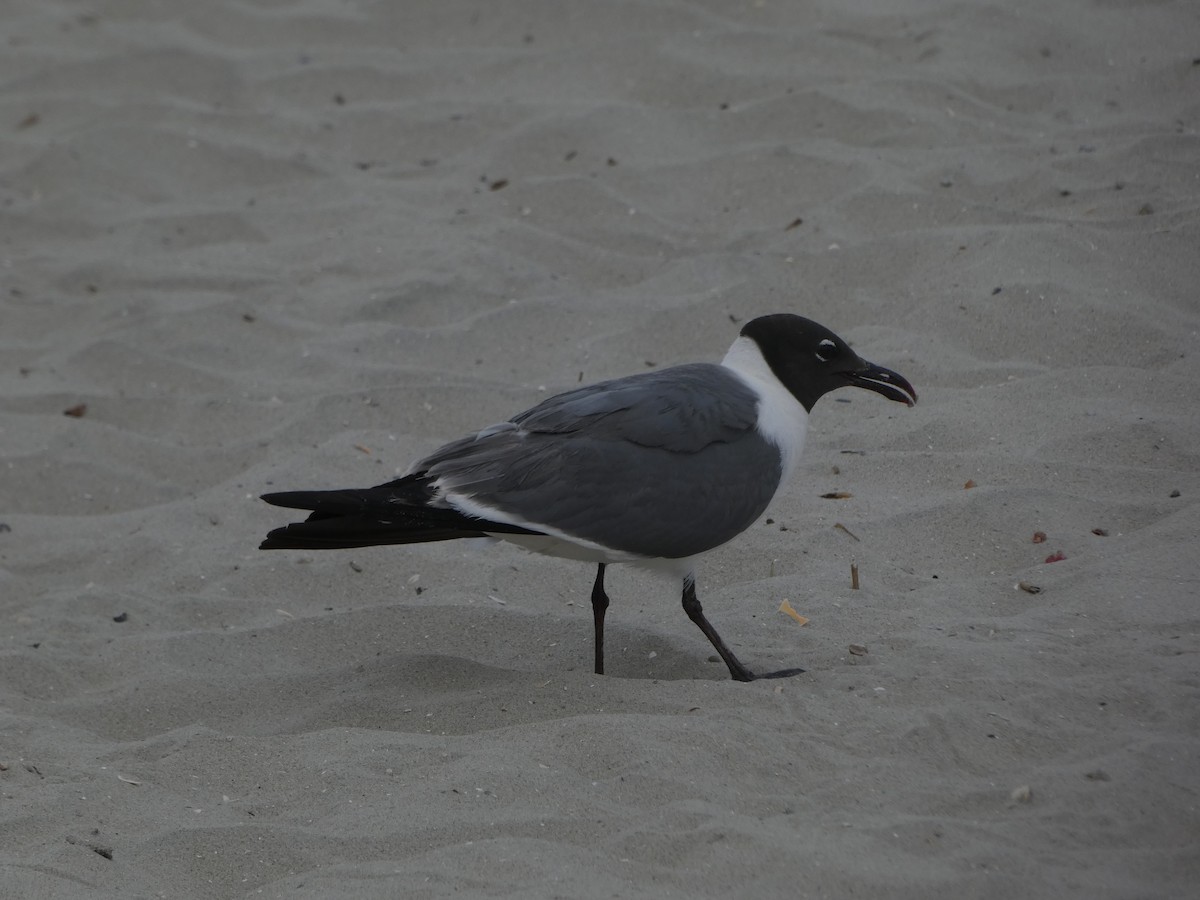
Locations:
2;0;1198;897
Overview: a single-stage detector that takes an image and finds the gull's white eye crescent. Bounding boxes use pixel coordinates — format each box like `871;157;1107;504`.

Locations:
815;338;838;362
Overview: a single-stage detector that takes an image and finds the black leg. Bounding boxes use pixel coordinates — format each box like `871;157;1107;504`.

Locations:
681;577;805;682
590;563;610;675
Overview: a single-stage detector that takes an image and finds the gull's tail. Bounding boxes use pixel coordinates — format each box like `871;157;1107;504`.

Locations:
258;476;540;551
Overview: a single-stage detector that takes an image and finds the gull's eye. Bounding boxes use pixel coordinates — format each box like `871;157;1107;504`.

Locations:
815;338;839;362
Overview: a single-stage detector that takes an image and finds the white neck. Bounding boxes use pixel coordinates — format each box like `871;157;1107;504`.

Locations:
721;336;809;482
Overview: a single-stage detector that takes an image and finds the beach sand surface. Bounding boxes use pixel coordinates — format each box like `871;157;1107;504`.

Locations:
2;0;1198;897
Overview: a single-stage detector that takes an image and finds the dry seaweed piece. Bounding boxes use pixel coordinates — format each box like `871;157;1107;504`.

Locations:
833;522;860;541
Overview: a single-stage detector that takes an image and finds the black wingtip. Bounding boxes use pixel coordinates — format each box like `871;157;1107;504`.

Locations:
258;529;287;550
260;490;370;517
258;524;306;550
261;491;315;510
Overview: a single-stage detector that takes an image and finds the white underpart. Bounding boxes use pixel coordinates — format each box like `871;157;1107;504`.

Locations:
720;335;809;482
444;487;691;571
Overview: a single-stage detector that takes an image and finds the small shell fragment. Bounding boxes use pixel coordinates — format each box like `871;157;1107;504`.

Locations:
1017;581;1042;594
848;643;868;656
1010;785;1033;804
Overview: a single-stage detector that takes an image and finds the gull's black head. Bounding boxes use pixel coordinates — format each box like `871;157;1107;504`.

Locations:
740;314;917;412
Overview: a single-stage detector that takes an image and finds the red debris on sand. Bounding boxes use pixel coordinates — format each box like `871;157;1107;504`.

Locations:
1044;550;1066;563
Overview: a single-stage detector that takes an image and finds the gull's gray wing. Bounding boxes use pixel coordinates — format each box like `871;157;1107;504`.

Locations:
508;363;759;451
414;364;783;559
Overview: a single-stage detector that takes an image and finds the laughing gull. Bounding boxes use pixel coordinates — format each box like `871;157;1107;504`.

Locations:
259;314;916;681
